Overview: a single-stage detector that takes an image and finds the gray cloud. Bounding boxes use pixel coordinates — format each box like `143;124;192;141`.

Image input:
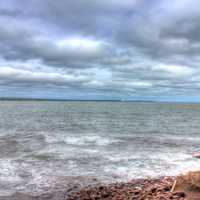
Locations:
0;0;200;100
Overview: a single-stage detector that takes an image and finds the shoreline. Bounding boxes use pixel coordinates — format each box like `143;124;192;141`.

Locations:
0;175;195;200
1;170;200;200
68;177;182;200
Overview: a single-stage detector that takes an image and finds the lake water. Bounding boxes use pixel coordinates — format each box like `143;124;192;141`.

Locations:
0;101;200;196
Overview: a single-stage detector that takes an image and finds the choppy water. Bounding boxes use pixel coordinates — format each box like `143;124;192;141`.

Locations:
1;101;200;196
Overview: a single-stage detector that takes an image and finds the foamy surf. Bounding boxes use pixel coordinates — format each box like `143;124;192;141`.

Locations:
0;101;200;197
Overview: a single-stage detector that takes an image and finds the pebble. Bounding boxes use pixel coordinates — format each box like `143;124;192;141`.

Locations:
67;177;186;200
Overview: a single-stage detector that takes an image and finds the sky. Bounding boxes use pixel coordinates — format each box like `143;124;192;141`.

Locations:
0;0;200;101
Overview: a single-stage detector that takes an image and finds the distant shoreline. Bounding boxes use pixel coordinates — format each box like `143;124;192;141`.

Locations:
0;97;156;102
1;98;200;104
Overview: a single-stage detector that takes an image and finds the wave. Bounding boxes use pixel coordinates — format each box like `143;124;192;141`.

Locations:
45;133;119;146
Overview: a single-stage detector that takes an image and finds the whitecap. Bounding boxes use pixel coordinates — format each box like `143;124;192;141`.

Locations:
0;159;21;183
45;133;119;146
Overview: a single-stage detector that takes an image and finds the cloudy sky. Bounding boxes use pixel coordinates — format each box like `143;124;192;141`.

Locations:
0;0;200;101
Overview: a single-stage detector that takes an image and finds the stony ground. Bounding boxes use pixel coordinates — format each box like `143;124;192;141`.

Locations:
67;177;187;200
2;175;200;200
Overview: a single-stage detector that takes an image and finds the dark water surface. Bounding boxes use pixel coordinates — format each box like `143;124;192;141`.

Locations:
0;101;200;196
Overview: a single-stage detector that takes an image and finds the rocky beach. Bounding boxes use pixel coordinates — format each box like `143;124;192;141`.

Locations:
68;177;180;200
2;171;200;200
67;172;200;200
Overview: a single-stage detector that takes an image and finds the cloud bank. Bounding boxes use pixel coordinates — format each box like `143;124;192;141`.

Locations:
0;0;200;100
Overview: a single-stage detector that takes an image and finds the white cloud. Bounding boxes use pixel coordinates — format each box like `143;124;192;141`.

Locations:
56;37;110;59
153;64;194;77
0;66;88;85
1;0;200;99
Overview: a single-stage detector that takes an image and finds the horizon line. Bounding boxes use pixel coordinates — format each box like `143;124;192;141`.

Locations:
1;97;200;103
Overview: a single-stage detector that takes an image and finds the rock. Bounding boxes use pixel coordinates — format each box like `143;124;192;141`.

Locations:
67;177;186;200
